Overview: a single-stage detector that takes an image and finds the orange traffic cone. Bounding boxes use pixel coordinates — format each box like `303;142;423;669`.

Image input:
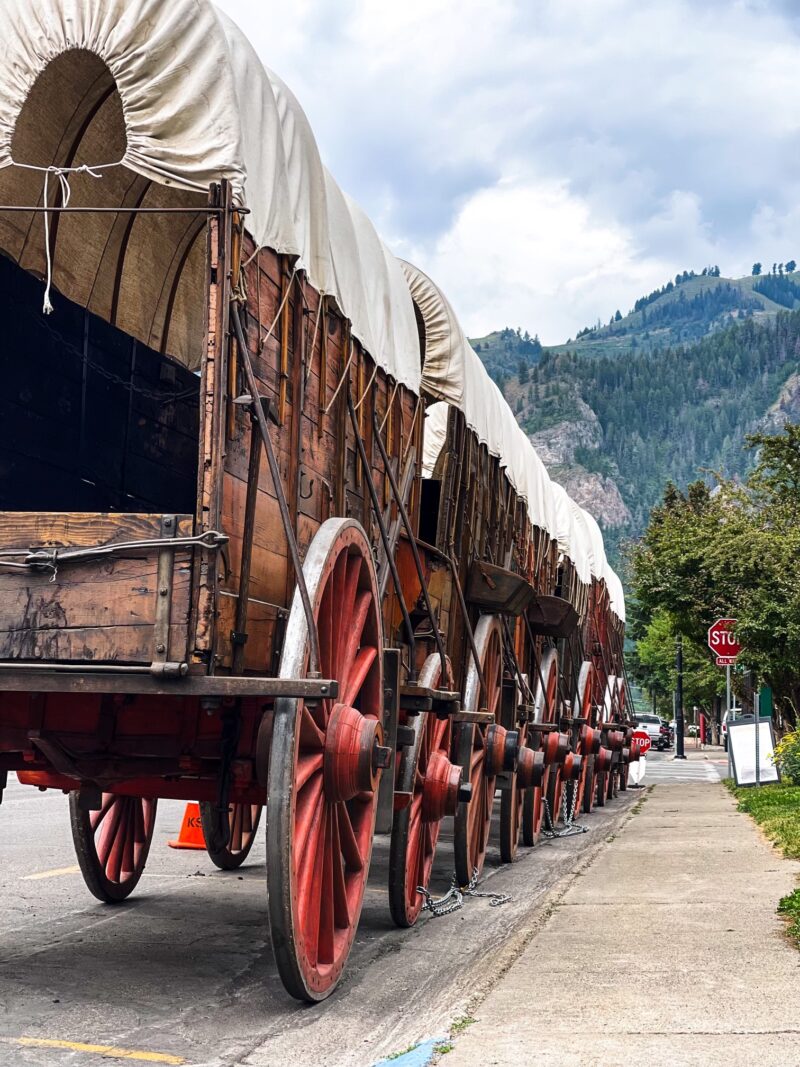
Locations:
168;802;207;850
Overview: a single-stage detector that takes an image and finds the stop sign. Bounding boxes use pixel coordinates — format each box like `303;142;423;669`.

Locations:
708;618;740;666
632;729;652;754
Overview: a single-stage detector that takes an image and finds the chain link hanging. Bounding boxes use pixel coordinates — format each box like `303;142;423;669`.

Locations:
417;867;512;918
542;773;589;839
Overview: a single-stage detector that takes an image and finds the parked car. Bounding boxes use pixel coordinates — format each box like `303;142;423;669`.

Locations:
634;714;671;751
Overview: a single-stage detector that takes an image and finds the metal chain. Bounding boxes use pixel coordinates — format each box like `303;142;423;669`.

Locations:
542;777;589;839
417;867;511;918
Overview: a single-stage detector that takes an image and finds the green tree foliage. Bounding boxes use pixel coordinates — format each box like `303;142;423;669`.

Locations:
630;427;800;720
787;260;797;274
753;273;800;309
752;262;762;276
525;309;800;535
637;610;722;709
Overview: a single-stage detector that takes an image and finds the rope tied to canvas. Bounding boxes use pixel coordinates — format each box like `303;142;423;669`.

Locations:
10;162;118;314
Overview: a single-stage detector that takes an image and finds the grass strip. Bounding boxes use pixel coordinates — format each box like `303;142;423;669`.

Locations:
724;780;800;859
724;779;800;947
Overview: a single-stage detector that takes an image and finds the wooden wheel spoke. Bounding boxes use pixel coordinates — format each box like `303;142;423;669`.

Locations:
331;549;348;676
341;645;377;707
304;804;328;968
90;793;116;833
339;590;373;698
330;811;350;930
96;798;123;867
300;706;325;751
231;802;243;851
297;751;324;792
296;781;325;900
405;804;424;888
318;815;335;965
121;807;136;877
337;802;363;872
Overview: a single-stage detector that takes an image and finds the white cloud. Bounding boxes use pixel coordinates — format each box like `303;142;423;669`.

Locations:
405;177;671;342
217;0;800;340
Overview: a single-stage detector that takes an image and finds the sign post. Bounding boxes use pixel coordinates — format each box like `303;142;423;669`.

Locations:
675;636;685;760
726;664;732;778
708;619;740;777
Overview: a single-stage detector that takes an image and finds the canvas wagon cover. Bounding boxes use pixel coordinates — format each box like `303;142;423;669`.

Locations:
0;0;420;390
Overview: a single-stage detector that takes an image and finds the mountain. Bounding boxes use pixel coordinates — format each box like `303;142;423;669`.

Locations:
470;268;800;566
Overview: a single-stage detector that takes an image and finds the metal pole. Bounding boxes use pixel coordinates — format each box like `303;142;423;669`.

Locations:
675;635;686;759
726;664;732;780
754;680;761;787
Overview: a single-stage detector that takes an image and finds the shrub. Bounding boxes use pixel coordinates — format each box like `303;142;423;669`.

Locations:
773;729;800;785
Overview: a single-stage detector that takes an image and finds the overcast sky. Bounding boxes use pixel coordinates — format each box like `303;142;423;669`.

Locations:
217;0;800;344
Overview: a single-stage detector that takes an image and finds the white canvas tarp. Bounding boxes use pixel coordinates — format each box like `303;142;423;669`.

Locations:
0;0;420;388
550;481;592;585
604;565;626;622
404;260;556;538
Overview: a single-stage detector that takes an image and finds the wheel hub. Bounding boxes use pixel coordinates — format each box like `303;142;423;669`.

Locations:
595;746;613;773
543;730;571;766
485;724;519;776
422;750;462;821
323;703;389;803
516;746;545;789
579;725;599;754
563;751;583;781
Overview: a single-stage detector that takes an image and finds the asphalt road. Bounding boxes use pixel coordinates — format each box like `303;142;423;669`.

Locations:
0;775;636;1067
642;747;726;783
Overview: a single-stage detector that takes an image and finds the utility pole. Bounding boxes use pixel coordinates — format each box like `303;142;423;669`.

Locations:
675;635;686;760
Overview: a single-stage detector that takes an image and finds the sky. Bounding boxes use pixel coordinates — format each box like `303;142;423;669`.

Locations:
217;0;800;344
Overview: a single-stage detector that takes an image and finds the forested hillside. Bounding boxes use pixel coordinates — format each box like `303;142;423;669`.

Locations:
470;268;800;566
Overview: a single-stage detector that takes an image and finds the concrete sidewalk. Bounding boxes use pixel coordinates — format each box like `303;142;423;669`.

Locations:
447;760;800;1066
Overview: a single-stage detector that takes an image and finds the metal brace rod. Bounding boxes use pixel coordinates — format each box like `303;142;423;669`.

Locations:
230;300;320;676
410;536;486;708
4;530;228;573
522;610;556;722
371;407;448;685
484;543;534;705
347;391;417;683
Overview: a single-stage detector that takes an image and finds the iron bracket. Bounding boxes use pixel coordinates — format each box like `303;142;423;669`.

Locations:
375;649;400;835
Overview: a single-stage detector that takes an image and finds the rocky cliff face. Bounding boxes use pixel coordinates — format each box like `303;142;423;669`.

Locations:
760;371;800;432
547;466;632;527
523;393;632;528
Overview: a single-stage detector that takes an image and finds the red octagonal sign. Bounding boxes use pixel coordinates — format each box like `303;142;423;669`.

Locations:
632;729;652;754
708;618;740;666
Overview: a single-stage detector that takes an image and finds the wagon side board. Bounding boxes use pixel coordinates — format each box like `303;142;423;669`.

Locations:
0;512;193;666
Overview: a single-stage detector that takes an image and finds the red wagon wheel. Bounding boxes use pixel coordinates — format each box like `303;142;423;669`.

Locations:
200;802;262;870
70;792;157;903
522;647;559;846
499;717;527;864
575;661;597;816
389;653;458;927
453;614;504;886
266;518;384;1002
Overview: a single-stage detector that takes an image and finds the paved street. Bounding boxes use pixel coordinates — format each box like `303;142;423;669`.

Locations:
641;747;726;783
0;775;635;1067
449;750;800;1067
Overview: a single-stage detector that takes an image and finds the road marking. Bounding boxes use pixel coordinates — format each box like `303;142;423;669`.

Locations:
15;1036;186;1064
21;865;80;881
